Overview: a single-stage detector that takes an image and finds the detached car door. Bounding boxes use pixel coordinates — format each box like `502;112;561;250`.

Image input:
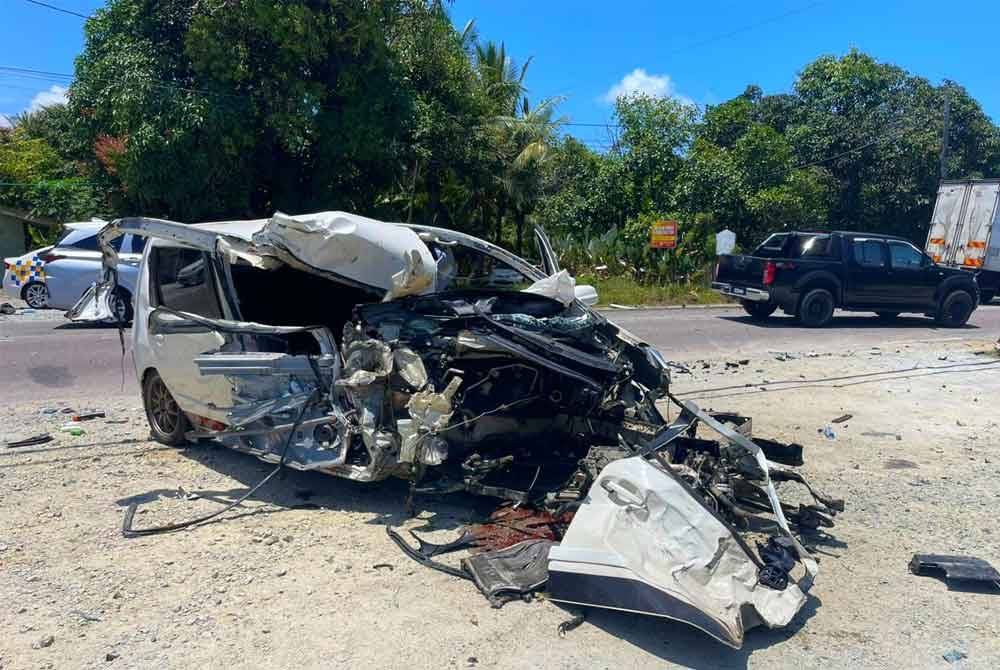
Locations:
145;245;236;420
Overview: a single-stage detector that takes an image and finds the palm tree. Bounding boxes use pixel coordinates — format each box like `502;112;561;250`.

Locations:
475;41;533;117
496;96;566;253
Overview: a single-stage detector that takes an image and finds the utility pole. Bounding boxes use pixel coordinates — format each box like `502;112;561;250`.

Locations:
939;87;951;180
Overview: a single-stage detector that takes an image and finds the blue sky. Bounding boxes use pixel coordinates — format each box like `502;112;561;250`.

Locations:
2;0;998;148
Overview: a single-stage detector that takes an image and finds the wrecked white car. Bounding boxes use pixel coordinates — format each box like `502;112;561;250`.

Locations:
69;211;840;648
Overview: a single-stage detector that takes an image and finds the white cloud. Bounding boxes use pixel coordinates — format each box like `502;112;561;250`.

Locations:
28;85;68;112
0;115;12;129
601;69;692;105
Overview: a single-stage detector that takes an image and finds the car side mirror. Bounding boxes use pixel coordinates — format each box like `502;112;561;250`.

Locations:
574;284;599;306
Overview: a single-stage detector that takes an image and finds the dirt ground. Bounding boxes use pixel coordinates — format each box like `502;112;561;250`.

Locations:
1;331;999;670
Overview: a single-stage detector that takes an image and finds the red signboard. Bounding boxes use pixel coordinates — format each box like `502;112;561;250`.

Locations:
650;220;678;249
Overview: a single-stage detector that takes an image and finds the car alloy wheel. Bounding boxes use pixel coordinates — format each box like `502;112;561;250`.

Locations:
23;282;48;309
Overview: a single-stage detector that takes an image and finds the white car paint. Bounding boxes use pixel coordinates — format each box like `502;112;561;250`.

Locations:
43;223;143;313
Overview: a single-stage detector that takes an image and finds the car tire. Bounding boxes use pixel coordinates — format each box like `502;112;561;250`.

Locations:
875;311;900;321
143;371;188;446
936;290;974;328
111;288;134;323
980;290;996;304
21;281;49;309
797;288;835;327
741;300;778;320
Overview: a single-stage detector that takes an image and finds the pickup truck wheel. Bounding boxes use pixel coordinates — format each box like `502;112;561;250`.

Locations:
936;291;974;327
797;288;835;327
980;291;996;304
741;300;777;319
143;371;188;446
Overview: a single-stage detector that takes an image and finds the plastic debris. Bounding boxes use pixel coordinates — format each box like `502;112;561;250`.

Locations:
72;412;106;422
4;433;53;448
942;650;968;663
821;425;836;440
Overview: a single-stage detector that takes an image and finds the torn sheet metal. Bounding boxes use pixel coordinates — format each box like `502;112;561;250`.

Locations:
548;455;808;649
254;212;436;299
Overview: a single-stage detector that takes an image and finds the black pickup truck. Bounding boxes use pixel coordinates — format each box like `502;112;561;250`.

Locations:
712;231;980;327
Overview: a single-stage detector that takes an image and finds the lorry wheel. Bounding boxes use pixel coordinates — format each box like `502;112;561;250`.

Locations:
741;300;777;320
936;291;974;327
143;371;189;446
797;288;835;327
980;291;996;304
21;281;49;309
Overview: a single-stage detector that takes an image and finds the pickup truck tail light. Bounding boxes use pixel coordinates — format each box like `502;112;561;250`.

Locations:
762;261;777;286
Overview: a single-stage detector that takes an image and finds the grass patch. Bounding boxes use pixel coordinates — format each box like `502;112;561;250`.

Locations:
577;275;730;307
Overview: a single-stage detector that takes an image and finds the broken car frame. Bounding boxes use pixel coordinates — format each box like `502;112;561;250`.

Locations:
69;211;841;648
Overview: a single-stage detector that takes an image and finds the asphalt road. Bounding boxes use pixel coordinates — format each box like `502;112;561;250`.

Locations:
2;304;998;404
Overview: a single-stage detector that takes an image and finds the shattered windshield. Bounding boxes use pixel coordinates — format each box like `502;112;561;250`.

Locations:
431;243;534;292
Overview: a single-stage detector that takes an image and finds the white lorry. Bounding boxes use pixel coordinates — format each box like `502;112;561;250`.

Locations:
925;179;1000;303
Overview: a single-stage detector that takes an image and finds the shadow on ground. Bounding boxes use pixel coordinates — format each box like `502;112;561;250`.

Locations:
54;321;132;331
719;314;979;330
555;593;822;669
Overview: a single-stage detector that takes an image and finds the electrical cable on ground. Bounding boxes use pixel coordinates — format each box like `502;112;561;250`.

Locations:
120;388;320;537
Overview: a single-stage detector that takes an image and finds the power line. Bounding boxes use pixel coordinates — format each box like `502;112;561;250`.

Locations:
662;1;825;59
22;0;91;20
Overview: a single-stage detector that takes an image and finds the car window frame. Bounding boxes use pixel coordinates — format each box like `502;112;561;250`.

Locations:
149;245;224;319
887;240;928;271
851;238;888;269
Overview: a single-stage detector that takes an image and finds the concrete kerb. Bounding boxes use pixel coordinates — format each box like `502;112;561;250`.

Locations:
597;303;737;312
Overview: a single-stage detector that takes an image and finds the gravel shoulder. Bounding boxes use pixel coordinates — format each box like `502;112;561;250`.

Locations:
1;336;999;670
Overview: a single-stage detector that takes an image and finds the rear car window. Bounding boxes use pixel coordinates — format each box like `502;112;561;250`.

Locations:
852;240;886;268
797;234;836;258
753;234;789;257
56;228;123;251
151;247;222;318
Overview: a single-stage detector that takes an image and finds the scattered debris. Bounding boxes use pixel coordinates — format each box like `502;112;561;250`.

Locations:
942;649;968;663
0;302;16;315
463;539;554;608
557;611;587;638
72;412;106;422
4;433;53;448
32;634;55;649
909;554;1000;588
821;425;837;440
831;414;853;424
884;459;918;470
